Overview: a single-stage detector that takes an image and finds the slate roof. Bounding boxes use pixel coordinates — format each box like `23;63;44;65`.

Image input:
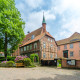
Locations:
56;32;80;46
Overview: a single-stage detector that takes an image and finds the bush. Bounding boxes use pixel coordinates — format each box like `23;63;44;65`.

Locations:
0;61;15;67
7;56;16;61
6;61;15;67
0;57;5;62
0;63;7;67
15;56;27;63
23;58;32;66
0;56;16;62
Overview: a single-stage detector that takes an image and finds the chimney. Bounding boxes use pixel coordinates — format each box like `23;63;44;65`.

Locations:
42;12;46;33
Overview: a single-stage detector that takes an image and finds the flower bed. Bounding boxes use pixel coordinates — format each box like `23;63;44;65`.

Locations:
15;56;27;67
0;61;15;67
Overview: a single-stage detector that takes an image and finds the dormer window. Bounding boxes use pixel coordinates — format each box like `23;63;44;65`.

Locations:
31;35;35;40
51;39;53;42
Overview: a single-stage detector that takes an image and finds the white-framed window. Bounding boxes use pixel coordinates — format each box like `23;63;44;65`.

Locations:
70;51;74;57
27;46;29;50
24;46;26;51
51;39;53;42
43;53;46;58
30;44;32;50
31;35;35;40
21;48;23;52
70;44;73;48
51;44;53;47
50;54;53;58
34;43;37;49
64;45;67;49
48;38;50;41
43;42;46;48
58;46;60;50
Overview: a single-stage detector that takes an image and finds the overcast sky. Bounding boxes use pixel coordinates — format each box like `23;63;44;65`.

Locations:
15;0;80;41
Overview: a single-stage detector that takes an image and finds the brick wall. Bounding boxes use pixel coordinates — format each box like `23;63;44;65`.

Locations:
58;42;80;60
62;59;80;68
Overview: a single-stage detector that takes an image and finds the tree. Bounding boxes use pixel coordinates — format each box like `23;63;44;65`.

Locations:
0;0;25;60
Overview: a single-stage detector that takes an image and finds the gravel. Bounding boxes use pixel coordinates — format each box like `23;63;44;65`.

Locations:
0;67;80;80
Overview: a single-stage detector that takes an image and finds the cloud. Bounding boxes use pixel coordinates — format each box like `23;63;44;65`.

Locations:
51;0;80;40
24;10;56;34
24;0;43;9
15;0;80;40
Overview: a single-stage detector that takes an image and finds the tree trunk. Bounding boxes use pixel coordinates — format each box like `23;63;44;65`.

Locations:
4;33;7;61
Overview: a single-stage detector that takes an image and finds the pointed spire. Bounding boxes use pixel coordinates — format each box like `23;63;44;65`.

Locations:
42;12;46;24
42;12;46;33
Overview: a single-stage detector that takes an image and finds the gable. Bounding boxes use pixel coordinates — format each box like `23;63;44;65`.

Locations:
57;32;80;45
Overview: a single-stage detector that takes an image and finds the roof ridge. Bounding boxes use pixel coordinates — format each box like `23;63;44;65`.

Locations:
25;27;42;36
56;37;69;42
69;32;80;38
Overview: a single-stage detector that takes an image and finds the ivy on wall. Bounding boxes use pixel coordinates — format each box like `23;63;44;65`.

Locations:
30;54;39;63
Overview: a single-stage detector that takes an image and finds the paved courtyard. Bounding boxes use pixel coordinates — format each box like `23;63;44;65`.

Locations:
0;67;80;80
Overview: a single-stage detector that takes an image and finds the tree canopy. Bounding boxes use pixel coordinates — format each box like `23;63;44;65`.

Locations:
0;0;25;60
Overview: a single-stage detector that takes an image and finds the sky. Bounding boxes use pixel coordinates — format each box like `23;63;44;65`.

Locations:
15;0;80;41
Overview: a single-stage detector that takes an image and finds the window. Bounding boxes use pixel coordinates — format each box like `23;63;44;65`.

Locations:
24;46;26;51
58;46;60;50
79;43;80;48
51;44;53;47
70;51;74;57
50;54;53;58
21;48;23;52
64;45;67;49
70;44;73;48
48;38;50;41
51;39;53;42
43;42;46;48
31;35;35;40
43;53;46;58
34;43;37;49
27;46;29;50
30;44;32;50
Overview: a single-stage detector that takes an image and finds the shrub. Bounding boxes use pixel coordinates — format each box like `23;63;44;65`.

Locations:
7;56;16;61
15;56;27;63
57;59;61;64
0;56;16;62
6;61;15;67
1;61;8;63
23;58;32;66
0;63;7;67
0;61;15;67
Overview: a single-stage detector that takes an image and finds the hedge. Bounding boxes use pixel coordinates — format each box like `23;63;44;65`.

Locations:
0;56;16;62
0;61;15;67
23;58;32;66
